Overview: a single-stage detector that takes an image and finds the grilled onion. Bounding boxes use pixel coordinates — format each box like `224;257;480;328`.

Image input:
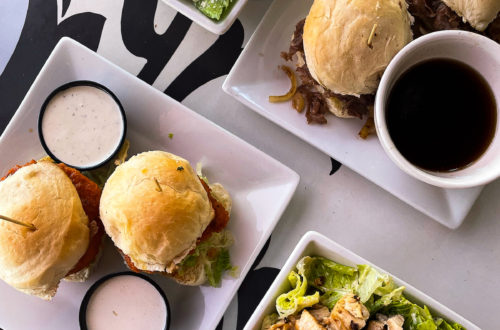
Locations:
269;66;297;103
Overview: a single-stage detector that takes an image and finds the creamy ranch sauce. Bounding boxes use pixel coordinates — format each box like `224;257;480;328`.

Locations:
41;85;123;167
86;275;167;330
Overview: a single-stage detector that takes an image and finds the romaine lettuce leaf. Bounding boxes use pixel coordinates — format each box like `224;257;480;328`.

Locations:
193;0;233;21
356;264;386;302
366;286;405;313
276;271;319;317
356;264;405;311
380;297;464;330
297;256;357;300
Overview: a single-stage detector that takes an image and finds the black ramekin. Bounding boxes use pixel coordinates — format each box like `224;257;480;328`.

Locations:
38;80;127;171
79;271;171;330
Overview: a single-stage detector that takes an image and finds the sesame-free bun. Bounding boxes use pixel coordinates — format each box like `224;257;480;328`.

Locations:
303;0;413;96
0;162;89;300
99;151;214;273
443;0;500;31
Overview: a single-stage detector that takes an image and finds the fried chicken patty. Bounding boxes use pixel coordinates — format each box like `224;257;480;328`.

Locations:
57;163;104;275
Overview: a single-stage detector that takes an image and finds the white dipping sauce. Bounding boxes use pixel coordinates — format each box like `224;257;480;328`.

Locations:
41;85;124;167
86;275;167;330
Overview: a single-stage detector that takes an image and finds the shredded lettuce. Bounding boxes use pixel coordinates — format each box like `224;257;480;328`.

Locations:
206;249;232;287
178;230;235;287
82;140;129;187
196;162;209;184
193;0;233;21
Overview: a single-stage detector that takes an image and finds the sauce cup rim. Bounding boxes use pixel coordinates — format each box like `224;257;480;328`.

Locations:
38;80;127;171
79;271;171;330
375;30;500;189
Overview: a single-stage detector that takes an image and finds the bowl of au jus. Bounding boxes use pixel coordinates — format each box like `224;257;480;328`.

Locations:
80;272;170;330
375;30;500;189
38;81;127;171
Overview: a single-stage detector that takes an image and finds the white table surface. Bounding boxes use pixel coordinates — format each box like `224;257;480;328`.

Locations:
1;0;499;329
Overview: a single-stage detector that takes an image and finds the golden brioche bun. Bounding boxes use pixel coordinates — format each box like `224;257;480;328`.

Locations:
99;151;214;273
303;0;413;96
0;162;89;300
443;0;500;31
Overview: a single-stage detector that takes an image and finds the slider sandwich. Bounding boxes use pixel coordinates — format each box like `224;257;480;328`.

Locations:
0;161;104;300
100;151;234;287
282;0;413;124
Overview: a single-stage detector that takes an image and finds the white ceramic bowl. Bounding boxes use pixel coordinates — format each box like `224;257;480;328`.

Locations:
162;0;248;35
375;31;500;189
244;231;479;330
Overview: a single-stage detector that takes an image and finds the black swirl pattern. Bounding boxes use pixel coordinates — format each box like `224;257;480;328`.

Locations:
0;0;105;133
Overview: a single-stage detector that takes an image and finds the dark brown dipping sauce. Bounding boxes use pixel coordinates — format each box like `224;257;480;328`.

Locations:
386;58;497;172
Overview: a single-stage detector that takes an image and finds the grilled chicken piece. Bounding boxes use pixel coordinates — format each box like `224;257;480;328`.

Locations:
266;315;298;330
309;305;331;324
329;294;370;330
296;309;326;330
387;315;404;329
366;314;405;330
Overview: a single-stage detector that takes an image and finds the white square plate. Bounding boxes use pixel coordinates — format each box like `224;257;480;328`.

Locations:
0;37;299;330
162;0;248;35
222;0;484;229
245;231;479;330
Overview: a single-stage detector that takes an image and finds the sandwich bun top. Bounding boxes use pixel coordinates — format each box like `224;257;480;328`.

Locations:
99;151;214;272
0;161;89;300
443;0;500;31
303;0;413;96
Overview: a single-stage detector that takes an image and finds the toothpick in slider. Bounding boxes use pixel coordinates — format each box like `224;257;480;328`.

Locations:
367;23;378;49
0;214;36;231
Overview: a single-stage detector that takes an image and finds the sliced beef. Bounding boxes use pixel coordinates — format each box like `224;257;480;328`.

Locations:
281;19;306;61
486;14;500;43
406;0;500;41
282;19;372;124
407;0;471;36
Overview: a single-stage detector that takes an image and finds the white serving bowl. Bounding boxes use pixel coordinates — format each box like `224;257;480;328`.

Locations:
162;0;249;35
375;31;500;189
244;231;479;330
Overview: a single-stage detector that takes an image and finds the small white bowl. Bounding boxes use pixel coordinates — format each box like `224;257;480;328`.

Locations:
162;0;249;35
244;231;479;330
375;31;500;189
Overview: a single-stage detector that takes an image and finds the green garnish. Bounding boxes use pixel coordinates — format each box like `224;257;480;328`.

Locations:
193;0;233;21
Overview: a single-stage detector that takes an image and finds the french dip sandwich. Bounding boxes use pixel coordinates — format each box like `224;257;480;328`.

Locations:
100;151;234;287
282;0;413;124
281;0;499;128
0;161;104;300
